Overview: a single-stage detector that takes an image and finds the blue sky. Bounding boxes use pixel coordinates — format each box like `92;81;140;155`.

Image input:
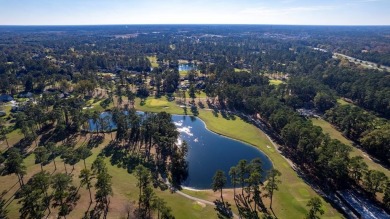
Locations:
0;0;389;25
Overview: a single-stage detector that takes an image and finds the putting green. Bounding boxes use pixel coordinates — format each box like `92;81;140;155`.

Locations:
269;79;284;86
148;99;169;107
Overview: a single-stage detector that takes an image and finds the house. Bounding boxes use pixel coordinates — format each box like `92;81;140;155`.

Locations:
18;92;33;98
0;94;13;102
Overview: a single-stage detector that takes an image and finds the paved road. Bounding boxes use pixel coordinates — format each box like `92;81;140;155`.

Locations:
334;52;390;72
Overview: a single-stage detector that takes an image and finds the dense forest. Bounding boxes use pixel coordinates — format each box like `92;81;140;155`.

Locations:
0;25;389;219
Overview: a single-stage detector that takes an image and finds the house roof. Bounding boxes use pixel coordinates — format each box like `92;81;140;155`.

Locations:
0;94;13;102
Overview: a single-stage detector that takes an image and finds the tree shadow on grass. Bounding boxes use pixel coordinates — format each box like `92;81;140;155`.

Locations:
214;199;233;219
190;106;199;116
12;137;34;153
198;101;205;109
220;110;236;121
212;109;219;118
87;135;104;149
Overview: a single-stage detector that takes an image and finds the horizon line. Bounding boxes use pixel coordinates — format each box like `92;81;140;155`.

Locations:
0;23;390;27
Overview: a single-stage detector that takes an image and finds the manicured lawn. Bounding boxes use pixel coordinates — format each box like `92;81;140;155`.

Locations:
147;56;159;68
134;100;342;218
186;91;208;99
195;111;341;218
1;96;343;219
234;68;250;73
337;98;352;106
312;118;390;178
3;134;217;219
1;129;22;150
135;97;193;116
269;79;284;86
179;70;188;77
148;99;169;107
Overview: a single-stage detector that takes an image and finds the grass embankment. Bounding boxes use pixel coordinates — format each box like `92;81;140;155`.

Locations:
135;97;342;219
312;118;390;178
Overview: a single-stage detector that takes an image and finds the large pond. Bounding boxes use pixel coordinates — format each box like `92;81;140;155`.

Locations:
89;112;272;189
178;63;197;72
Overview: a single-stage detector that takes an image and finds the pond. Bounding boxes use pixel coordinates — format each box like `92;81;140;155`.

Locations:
88;112;273;189
178;63;197;72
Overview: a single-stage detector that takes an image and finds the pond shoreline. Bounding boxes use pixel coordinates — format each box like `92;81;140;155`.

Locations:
89;110;273;190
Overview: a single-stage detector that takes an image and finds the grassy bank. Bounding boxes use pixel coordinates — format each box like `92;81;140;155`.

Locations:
2;134;217;219
312;118;390;178
135;97;342;219
2;96;343;219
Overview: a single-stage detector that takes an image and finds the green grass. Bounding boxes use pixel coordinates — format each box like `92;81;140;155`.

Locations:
104;155;217;219
3;105;12;115
269;79;284;86
234;68;250;73
298;188;311;198
135;97;192;115
147;56;159;68
148;99;169;107
1;129;22;150
185;91;208;99
179;70;188;77
84;98;113;112
337;98;352;106
312;118;390;178
1;97;343;219
179;70;201;77
311;118;352;146
14;98;29;103
3;134;217;219
134;101;342;218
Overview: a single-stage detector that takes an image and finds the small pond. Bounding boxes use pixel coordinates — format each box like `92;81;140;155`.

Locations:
88;112;272;189
178;63;197;72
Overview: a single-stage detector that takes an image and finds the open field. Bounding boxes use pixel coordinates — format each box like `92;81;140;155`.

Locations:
269;79;284;86
179;70;188;77
234;68;250;73
312;118;390;178
337;98;352;106
147;55;159;68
